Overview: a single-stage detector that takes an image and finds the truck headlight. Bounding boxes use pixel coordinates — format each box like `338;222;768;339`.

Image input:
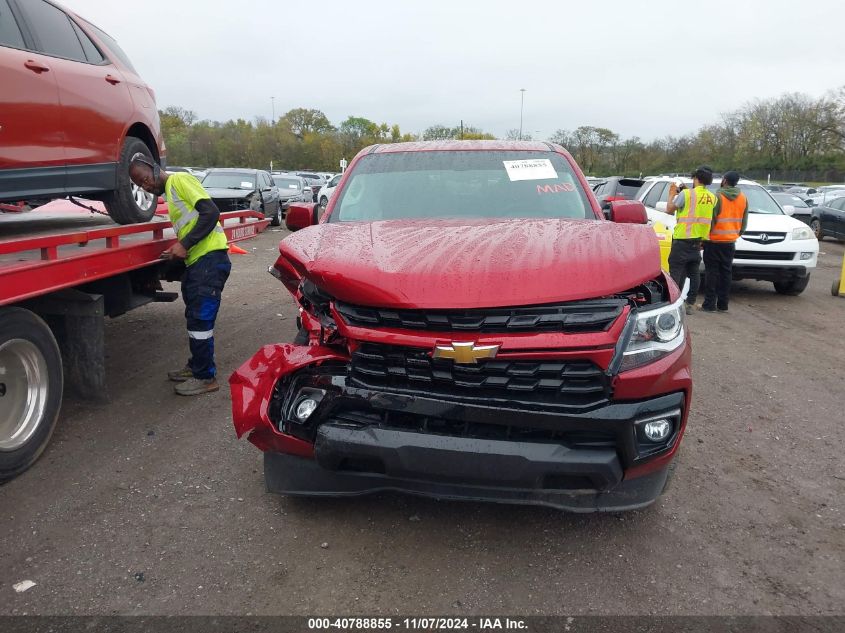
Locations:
620;280;687;372
792;226;814;240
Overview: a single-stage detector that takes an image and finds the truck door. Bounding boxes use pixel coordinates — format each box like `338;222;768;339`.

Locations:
0;0;65;190
15;0;133;188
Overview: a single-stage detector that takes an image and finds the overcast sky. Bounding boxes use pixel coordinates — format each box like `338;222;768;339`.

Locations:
63;0;844;141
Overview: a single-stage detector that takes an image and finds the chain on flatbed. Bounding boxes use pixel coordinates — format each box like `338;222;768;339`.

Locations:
67;197;110;216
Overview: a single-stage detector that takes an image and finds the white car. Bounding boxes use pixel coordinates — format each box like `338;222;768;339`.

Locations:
316;172;342;207
809;185;845;207
637;176;819;295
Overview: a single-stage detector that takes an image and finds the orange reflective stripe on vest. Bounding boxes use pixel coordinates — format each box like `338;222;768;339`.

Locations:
710;192;747;242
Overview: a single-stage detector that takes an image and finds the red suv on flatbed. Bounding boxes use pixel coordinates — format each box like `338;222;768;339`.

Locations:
230;141;692;512
0;0;164;224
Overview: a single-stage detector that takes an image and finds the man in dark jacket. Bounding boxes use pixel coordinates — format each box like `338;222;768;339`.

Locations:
702;171;749;312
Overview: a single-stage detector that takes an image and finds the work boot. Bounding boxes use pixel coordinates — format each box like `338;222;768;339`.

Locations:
174;377;219;396
717;305;729;313
167;366;193;382
700;303;717;313
685;304;693;316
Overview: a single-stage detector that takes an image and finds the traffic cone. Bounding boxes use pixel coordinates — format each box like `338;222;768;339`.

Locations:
228;243;249;255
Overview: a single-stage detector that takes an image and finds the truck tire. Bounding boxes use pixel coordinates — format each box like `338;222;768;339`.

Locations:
0;308;63;481
773;275;810;296
103;136;157;225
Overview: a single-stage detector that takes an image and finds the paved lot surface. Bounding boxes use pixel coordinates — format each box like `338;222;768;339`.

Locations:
1;228;843;616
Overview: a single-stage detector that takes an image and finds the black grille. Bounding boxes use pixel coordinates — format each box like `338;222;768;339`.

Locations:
741;232;786;245
350;343;610;409
734;251;794;261
332;409;616;449
335;299;625;333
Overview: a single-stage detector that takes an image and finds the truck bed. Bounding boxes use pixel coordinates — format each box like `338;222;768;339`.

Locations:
0;199;269;306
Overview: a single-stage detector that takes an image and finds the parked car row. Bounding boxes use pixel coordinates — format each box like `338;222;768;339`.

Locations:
169;167;339;226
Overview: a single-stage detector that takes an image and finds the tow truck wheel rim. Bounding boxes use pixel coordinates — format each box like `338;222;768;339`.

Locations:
0;339;48;452
132;183;154;212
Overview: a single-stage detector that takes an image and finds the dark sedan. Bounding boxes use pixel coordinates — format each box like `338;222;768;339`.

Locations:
592;177;645;210
809;197;845;241
201;169;281;221
271;175;312;225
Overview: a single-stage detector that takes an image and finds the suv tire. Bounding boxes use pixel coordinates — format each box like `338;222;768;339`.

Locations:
773;276;810;296
103;137;157;225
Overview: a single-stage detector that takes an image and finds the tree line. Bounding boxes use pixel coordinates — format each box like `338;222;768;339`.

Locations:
160;86;845;181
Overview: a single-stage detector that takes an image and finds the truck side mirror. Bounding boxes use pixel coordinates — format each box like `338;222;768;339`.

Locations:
609;200;647;224
285;203;318;231
782;204;795;216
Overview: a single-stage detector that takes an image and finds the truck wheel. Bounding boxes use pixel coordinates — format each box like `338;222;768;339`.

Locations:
0;308;63;481
773;276;810;296
103;136;157;225
320;196;328;207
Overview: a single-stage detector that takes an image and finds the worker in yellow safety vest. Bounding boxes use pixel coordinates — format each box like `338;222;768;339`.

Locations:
666;166;717;315
129;154;231;396
701;171;749;313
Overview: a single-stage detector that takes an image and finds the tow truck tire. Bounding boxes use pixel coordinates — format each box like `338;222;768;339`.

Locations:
103;136;157;225
773;275;810;296
0;308;63;482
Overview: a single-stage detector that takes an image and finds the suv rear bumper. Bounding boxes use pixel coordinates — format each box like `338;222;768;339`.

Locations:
265;449;672;513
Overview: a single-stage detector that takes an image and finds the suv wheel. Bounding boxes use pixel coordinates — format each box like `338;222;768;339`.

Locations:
320;195;328;207
810;218;823;241
103;137;157;224
773;276;810;296
271;205;282;227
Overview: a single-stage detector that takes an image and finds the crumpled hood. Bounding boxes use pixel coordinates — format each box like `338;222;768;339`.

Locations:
279;218;661;309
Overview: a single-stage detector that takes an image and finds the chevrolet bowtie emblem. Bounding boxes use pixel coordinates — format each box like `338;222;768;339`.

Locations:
433;341;500;364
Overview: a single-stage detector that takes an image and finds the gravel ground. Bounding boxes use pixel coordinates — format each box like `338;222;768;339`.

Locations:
1;227;843;616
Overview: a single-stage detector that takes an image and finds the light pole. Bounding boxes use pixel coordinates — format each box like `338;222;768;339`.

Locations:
271;96;275;123
519;88;526;141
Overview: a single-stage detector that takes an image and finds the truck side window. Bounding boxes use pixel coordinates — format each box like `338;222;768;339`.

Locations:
0;0;25;48
23;0;87;62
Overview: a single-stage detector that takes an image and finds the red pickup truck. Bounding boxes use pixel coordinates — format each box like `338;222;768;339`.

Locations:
230;141;692;512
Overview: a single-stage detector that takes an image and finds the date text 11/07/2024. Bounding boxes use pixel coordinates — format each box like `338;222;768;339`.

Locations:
307;618;529;630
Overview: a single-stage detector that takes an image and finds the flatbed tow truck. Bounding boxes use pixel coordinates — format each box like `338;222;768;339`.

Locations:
0;201;269;480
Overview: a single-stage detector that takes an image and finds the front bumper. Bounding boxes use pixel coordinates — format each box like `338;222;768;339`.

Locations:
265;450;672;513
230;343;690;512
731;263;811;282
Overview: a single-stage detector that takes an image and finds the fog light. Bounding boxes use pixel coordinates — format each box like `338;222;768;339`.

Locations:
800;252;813;260
295;398;318;421
643;419;672;442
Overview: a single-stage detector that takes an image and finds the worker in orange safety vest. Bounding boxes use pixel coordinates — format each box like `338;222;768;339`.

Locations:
701;171;749;312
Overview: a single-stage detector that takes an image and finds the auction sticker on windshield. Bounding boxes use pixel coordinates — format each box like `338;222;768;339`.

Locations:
503;159;558;181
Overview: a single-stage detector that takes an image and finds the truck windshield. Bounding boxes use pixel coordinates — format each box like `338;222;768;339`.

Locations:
332;151;593;222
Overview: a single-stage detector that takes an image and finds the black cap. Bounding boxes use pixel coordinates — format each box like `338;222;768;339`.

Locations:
692;165;714;185
723;171;740;187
